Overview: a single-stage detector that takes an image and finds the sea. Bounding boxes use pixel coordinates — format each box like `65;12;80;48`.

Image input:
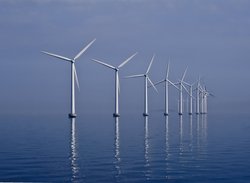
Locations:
0;112;250;182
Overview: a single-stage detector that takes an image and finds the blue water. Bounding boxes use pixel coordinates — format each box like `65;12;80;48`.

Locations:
0;113;250;182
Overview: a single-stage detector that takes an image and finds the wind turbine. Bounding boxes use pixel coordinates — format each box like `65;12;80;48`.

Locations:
182;81;196;115
200;85;213;114
174;68;190;115
92;52;137;117
200;85;205;114
195;76;201;114
154;60;179;116
125;55;158;116
42;38;96;118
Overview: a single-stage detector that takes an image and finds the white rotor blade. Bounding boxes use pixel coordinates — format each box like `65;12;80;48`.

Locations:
209;93;215;97
92;59;116;70
118;52;138;68
74;64;80;91
182;80;191;86
74;38;96;60
197;75;201;87
148;77;158;93
124;74;144;78
168;79;179;90
154;79;165;86
41;51;72;62
166;60;170;79
146;54;155;74
182;83;190;96
173;82;180;86
191;80;197;86
181;67;188;82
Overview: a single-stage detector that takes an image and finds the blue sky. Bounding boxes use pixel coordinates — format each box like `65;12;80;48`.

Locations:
0;0;249;115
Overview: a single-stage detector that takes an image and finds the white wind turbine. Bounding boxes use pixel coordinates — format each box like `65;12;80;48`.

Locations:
175;68;190;115
199;85;213;114
201;87;207;114
154;61;179;116
92;52;138;117
182;81;196;115
199;85;204;114
125;55;158;116
195;76;201;114
42;39;96;118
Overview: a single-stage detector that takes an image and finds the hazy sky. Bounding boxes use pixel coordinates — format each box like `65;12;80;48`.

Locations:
0;0;249;115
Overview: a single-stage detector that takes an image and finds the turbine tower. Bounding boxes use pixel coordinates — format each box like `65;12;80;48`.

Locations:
42;39;96;118
92;53;137;117
126;55;158;116
154;60;179;116
175;68;189;115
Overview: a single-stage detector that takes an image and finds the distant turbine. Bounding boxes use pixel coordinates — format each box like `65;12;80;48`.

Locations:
195;76;201;114
202;87;207;114
42;38;96;118
154;60;179;116
183;80;196;115
200;85;205;114
175;68;190;115
125;55;158;116
199;85;213;114
92;52;137;117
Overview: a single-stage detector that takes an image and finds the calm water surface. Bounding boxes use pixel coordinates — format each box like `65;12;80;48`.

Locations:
0;113;250;182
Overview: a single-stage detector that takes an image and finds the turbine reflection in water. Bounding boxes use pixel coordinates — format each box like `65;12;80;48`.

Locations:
179;115;183;154
201;114;208;141
70;118;80;182
189;115;194;152
165;116;170;180
196;114;208;157
196;114;200;147
114;117;121;180
144;116;151;180
189;115;193;139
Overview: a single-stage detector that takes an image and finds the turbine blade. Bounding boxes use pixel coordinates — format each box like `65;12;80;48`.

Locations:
124;74;144;78
146;54;155;74
182;80;191;86
197;75;201;87
118;52;138;68
168;79;179;90
181;67;188;82
166;59;170;79
148;77;158;93
92;59;116;70
209;93;215;97
41;51;72;62
154;79;165;86
74;38;96;60
74;64;80;91
182;83;190;96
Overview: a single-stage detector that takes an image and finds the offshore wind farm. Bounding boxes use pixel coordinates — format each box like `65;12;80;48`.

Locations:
1;1;250;182
42;40;212;118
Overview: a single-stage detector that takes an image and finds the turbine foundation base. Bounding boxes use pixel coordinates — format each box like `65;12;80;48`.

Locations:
164;113;169;116
178;113;183;115
143;113;149;116
69;113;77;118
113;113;120;117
